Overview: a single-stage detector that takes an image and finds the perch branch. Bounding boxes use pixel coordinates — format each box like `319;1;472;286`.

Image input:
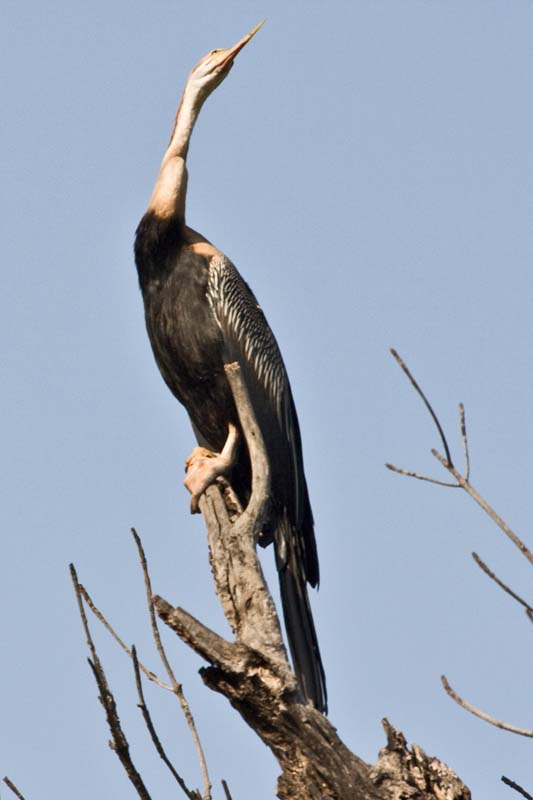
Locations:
223;361;270;516
441;676;533;738
189;363;287;661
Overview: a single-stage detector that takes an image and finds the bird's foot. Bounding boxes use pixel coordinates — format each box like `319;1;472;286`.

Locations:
184;448;224;513
184;425;239;513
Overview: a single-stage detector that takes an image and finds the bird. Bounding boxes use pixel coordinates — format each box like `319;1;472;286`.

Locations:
134;21;327;713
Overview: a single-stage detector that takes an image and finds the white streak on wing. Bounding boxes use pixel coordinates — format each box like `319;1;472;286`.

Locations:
206;255;285;411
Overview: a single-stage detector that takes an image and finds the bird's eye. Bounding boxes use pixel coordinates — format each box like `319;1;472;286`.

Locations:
210;49;220;55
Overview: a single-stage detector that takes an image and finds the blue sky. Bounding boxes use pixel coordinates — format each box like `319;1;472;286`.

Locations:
2;1;533;797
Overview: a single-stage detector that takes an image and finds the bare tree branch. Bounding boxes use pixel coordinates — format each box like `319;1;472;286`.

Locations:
390;348;453;465
224;362;270;519
502;776;533;800
79;582;172;692
131;646;201;800
154;601;242;667
86;657;152;800
3;777;26;800
70;565;152;799
131;528;212;800
430;449;533;566
75;539;210;797
389;351;533;747
385;461;459;488
389;350;533;565
441;676;533;738
472;552;533;614
131;529;181;690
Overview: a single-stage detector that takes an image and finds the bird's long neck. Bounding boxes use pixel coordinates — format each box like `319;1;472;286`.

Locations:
146;84;204;223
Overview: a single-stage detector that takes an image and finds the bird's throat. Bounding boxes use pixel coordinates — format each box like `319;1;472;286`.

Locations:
167;87;203;160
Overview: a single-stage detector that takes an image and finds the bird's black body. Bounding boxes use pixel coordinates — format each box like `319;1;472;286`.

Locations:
135;210;327;712
135;214;236;452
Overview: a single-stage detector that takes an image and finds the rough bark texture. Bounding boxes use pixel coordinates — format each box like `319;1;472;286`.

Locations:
155;364;471;799
371;721;471;800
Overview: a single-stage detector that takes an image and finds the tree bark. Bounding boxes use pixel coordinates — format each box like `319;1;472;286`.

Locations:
154;364;471;799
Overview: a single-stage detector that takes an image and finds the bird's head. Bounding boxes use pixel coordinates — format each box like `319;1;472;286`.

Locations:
186;20;265;104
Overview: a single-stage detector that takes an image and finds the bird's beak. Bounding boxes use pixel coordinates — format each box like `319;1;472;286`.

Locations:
219;19;266;69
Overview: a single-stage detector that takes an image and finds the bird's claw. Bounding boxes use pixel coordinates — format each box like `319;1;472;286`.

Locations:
183;426;239;513
184;447;230;514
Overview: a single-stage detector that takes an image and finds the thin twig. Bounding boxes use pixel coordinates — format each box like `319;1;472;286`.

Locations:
221;779;233;800
472;552;533;613
131;529;180;689
79;582;172;692
502;776;533;800
70;564;100;664
391;352;533;565
131;528;212;800
441;675;533;738
3;777;26;800
459;403;470;482
132;646;201;800
385;462;459;488
431;450;533;566
70;565;152;799
390;348;453;466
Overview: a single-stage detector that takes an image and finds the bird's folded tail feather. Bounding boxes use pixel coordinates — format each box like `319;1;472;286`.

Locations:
276;521;328;714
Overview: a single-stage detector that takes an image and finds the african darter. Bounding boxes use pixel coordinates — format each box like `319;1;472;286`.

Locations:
134;22;327;713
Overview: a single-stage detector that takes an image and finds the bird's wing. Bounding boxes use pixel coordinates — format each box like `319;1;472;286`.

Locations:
207;254;326;712
206;253;318;583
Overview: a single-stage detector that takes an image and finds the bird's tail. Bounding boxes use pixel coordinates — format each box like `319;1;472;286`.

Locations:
276;527;328;714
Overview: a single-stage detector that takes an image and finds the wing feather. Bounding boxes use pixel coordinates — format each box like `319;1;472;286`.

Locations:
207;254;326;711
206;254;317;583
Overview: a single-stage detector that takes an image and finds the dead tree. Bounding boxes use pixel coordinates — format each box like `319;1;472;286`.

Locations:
6;351;530;798
57;361;474;800
116;364;473;798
